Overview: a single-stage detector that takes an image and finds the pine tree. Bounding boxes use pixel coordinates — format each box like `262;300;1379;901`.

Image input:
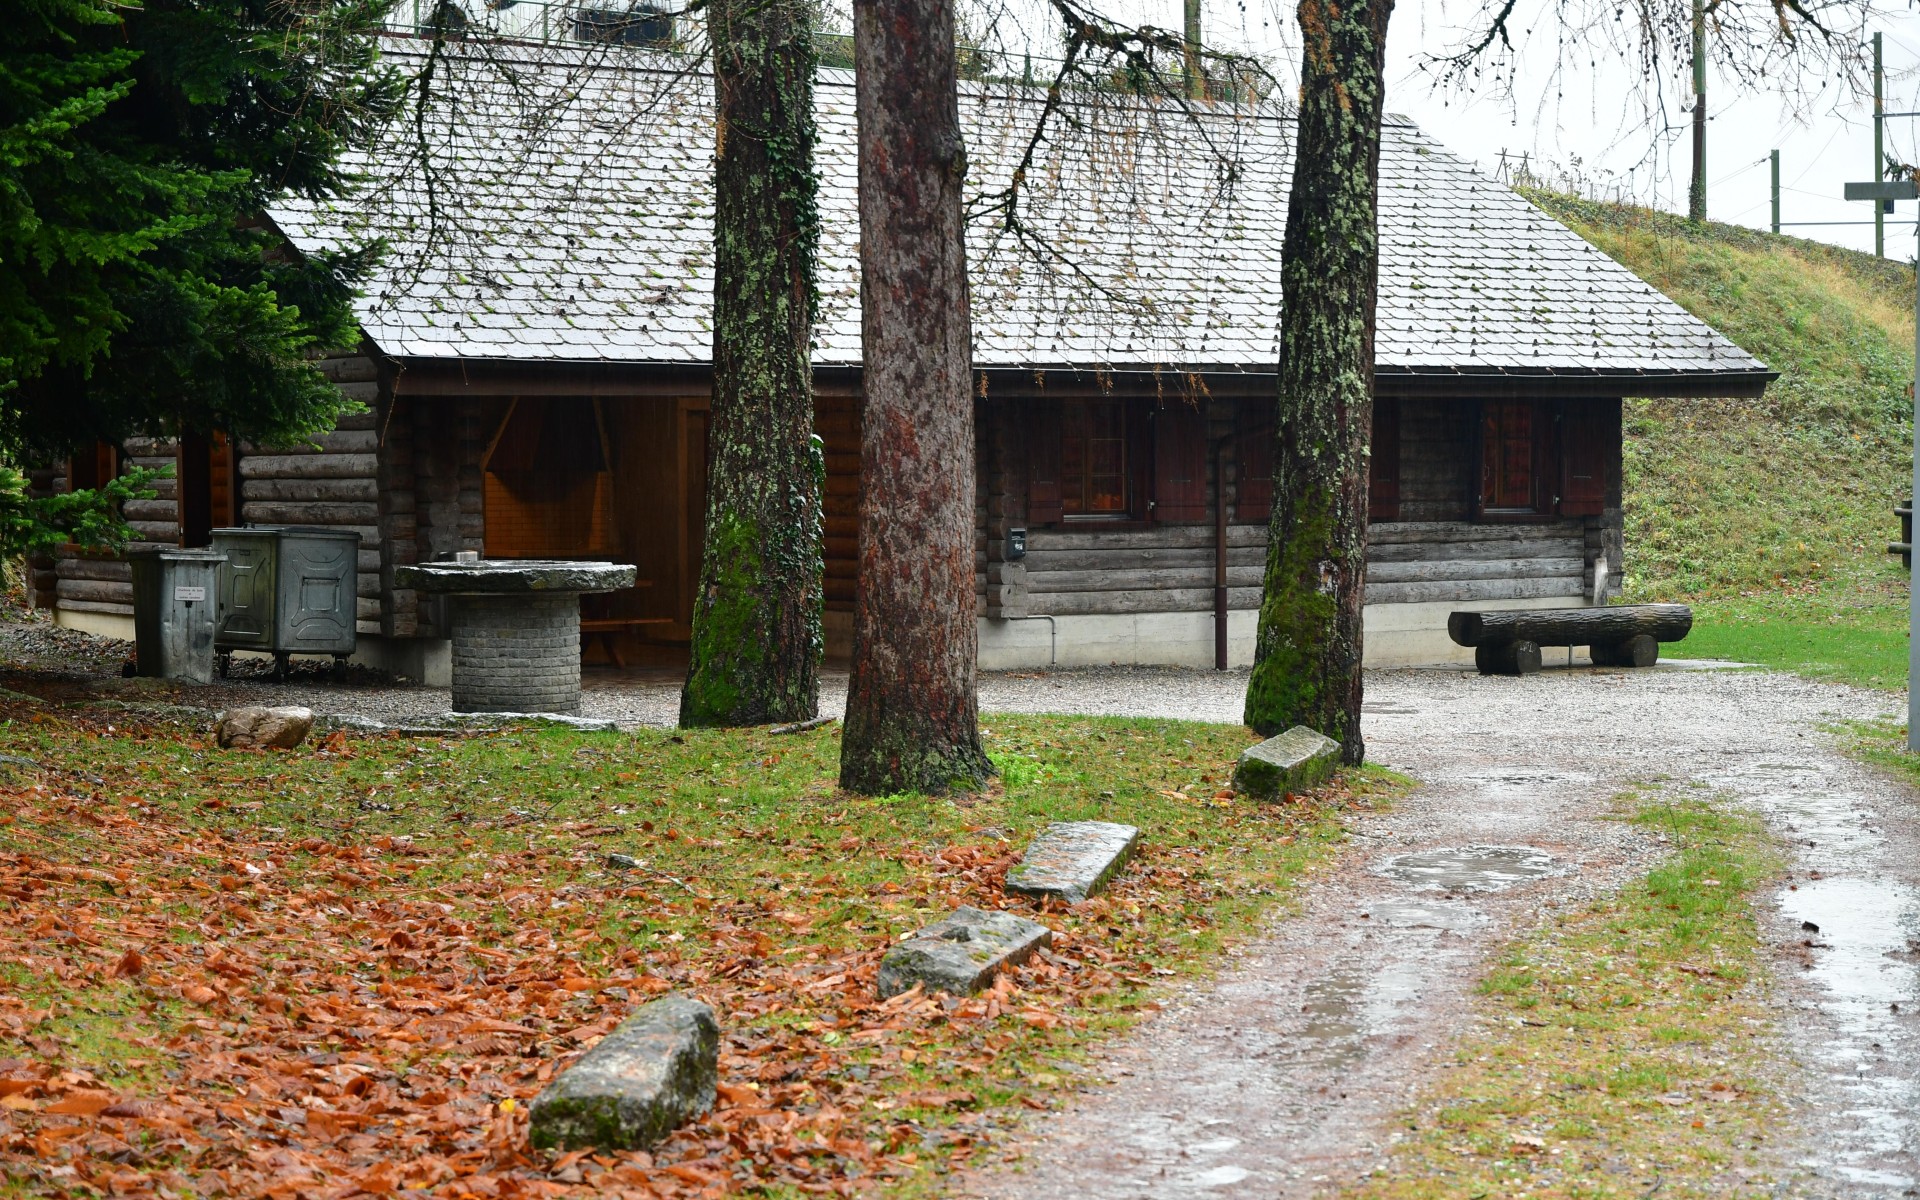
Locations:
0;0;398;551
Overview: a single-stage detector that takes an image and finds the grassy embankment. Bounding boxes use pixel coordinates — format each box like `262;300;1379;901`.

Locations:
1529;192;1913;689
0;695;1400;1198
1346;791;1786;1199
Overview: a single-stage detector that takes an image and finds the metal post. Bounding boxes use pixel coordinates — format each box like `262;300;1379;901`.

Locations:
1911;205;1919;749
1771;150;1781;234
1878;33;1887;258
1689;0;1707;222
1184;0;1203;100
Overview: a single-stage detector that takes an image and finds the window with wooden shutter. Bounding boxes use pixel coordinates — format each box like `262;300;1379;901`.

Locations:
1027;398;1063;524
1477;399;1548;517
67;441;119;493
1152;401;1207;523
1234;402;1273;523
1559;401;1612;517
1369;396;1401;522
1066;399;1133;516
177;430;236;548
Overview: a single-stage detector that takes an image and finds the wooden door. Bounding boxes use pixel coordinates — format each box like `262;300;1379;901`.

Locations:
1478;400;1543;516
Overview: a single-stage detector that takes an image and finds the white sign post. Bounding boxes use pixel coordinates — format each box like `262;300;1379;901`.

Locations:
1850;179;1920;749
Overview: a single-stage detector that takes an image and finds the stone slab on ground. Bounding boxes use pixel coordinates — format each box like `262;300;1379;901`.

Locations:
877;906;1052;999
215;705;315;749
1231;725;1340;799
1006;821;1141;904
528;994;718;1151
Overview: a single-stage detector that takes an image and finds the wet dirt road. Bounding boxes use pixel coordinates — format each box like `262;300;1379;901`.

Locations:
961;665;1919;1199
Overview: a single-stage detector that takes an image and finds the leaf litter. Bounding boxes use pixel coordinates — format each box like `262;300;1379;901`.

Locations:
0;696;1394;1197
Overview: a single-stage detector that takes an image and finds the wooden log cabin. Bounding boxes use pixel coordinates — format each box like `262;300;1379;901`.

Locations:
29;41;1773;678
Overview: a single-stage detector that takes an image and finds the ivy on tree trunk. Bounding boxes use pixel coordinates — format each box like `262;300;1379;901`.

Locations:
839;0;993;794
681;0;825;727
1243;0;1393;765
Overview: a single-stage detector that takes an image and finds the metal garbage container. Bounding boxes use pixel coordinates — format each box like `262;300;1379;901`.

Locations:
210;526;359;679
129;548;227;683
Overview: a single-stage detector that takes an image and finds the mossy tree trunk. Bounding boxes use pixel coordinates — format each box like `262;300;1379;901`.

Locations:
680;0;824;728
838;0;992;794
1243;0;1393;764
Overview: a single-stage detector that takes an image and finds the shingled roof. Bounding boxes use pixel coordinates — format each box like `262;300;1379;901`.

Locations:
270;38;1771;389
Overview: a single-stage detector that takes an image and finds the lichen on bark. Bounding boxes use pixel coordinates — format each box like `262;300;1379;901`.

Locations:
681;0;823;728
1244;0;1394;765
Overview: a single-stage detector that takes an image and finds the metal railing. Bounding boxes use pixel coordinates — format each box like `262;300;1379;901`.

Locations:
382;0;679;47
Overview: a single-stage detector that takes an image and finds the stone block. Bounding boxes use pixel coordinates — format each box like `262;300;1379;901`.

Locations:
877;906;1050;999
215;706;315;750
1005;821;1140;904
1231;725;1340;799
528;994;718;1151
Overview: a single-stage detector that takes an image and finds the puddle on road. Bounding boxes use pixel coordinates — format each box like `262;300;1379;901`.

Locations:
1777;875;1920;1192
1364;899;1489;932
1378;845;1560;893
1285;963;1425;1069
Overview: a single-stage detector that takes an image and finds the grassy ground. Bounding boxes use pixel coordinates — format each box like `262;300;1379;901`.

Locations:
0;691;1399;1198
1528;192;1913;685
1680;594;1907;690
1344;791;1786;1200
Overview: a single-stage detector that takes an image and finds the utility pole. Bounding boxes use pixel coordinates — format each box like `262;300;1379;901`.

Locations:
1846;177;1920;749
1771;149;1780;234
1689;0;1707;223
1876;32;1887;257
1184;0;1203;100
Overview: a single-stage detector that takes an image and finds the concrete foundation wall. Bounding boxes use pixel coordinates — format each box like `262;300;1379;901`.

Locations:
54;608;135;643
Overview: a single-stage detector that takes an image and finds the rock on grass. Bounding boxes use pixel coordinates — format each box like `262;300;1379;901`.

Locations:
1005;821;1140;904
528;994;718;1151
215;706;315;750
877;906;1051;999
1231;725;1339;799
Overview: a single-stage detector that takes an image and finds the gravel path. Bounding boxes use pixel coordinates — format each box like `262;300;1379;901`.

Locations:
959;666;1919;1199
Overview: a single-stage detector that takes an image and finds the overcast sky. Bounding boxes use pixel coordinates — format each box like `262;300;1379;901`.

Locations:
1046;1;1920;262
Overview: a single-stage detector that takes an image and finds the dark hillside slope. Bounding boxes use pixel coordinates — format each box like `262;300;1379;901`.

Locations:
1526;191;1912;605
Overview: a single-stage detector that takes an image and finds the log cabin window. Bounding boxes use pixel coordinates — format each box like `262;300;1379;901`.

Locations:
1477;399;1550;518
1061;399;1131;517
177;430;235;548
67;441;119;493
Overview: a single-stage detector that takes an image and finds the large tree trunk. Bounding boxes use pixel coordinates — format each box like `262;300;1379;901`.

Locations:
838;0;992;794
1243;0;1393;764
680;0;823;728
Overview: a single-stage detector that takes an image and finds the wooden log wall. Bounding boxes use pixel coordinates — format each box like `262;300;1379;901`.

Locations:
24;467;58;611
52;438;179;618
237;352;389;634
816;389;861;614
1367;521;1589;605
981;393;1245;619
1398;399;1473;523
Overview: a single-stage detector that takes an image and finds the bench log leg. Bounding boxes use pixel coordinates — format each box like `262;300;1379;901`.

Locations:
1591;634;1658;668
1475;640;1542;676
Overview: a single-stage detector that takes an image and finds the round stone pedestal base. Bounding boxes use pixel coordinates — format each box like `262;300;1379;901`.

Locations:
450;592;582;713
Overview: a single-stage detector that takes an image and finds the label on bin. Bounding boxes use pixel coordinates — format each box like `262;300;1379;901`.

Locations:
173;586;206;602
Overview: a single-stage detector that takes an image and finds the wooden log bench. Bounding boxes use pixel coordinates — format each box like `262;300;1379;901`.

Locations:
1447;604;1693;676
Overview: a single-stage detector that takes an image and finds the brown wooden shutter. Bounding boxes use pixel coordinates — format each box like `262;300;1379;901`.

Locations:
1027;397;1063;525
1152;402;1208;523
1559;401;1610;516
1368;395;1401;522
1234;402;1273;523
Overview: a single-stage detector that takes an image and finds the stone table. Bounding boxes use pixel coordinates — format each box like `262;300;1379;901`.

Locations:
395;559;636;714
